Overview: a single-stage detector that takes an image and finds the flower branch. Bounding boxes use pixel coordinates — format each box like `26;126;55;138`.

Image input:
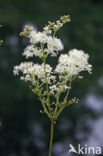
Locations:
13;15;92;156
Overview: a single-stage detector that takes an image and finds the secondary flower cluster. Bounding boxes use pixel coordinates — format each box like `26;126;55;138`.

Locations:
55;49;92;78
22;33;63;58
14;62;55;84
14;15;92;120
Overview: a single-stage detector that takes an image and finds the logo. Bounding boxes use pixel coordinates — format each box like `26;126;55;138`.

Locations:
68;144;102;155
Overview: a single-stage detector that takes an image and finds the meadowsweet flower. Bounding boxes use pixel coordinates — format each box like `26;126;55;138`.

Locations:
13;62;53;84
47;15;70;32
44;36;63;56
43;26;52;34
22;45;42;58
55;49;92;78
29;30;48;44
50;83;68;95
20;15;69;59
22;29;63;58
14;15;92;156
60;15;71;24
20;25;33;36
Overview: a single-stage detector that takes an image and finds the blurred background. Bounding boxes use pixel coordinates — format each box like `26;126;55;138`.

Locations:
0;0;103;156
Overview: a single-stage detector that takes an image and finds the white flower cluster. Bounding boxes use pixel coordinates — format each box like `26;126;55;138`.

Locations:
22;29;63;58
14;48;92;95
55;49;92;78
14;15;92;99
14;15;93;126
20;15;71;59
23;45;42;58
49;49;92;95
50;82;68;95
13;62;54;84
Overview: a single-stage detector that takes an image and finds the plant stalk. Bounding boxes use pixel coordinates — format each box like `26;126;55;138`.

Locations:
49;121;54;156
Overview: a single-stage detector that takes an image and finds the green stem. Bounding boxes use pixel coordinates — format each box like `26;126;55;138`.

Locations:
43;60;52;116
55;91;61;114
56;106;64;118
64;79;72;101
53;30;56;39
56;79;72;118
39;94;50;119
49;121;54;156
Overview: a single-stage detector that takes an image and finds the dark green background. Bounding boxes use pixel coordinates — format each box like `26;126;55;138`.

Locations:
0;0;103;156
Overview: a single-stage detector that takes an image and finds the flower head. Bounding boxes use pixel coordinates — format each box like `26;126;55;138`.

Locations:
13;15;92;121
13;16;93;156
13;62;54;84
55;49;92;78
22;29;64;58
